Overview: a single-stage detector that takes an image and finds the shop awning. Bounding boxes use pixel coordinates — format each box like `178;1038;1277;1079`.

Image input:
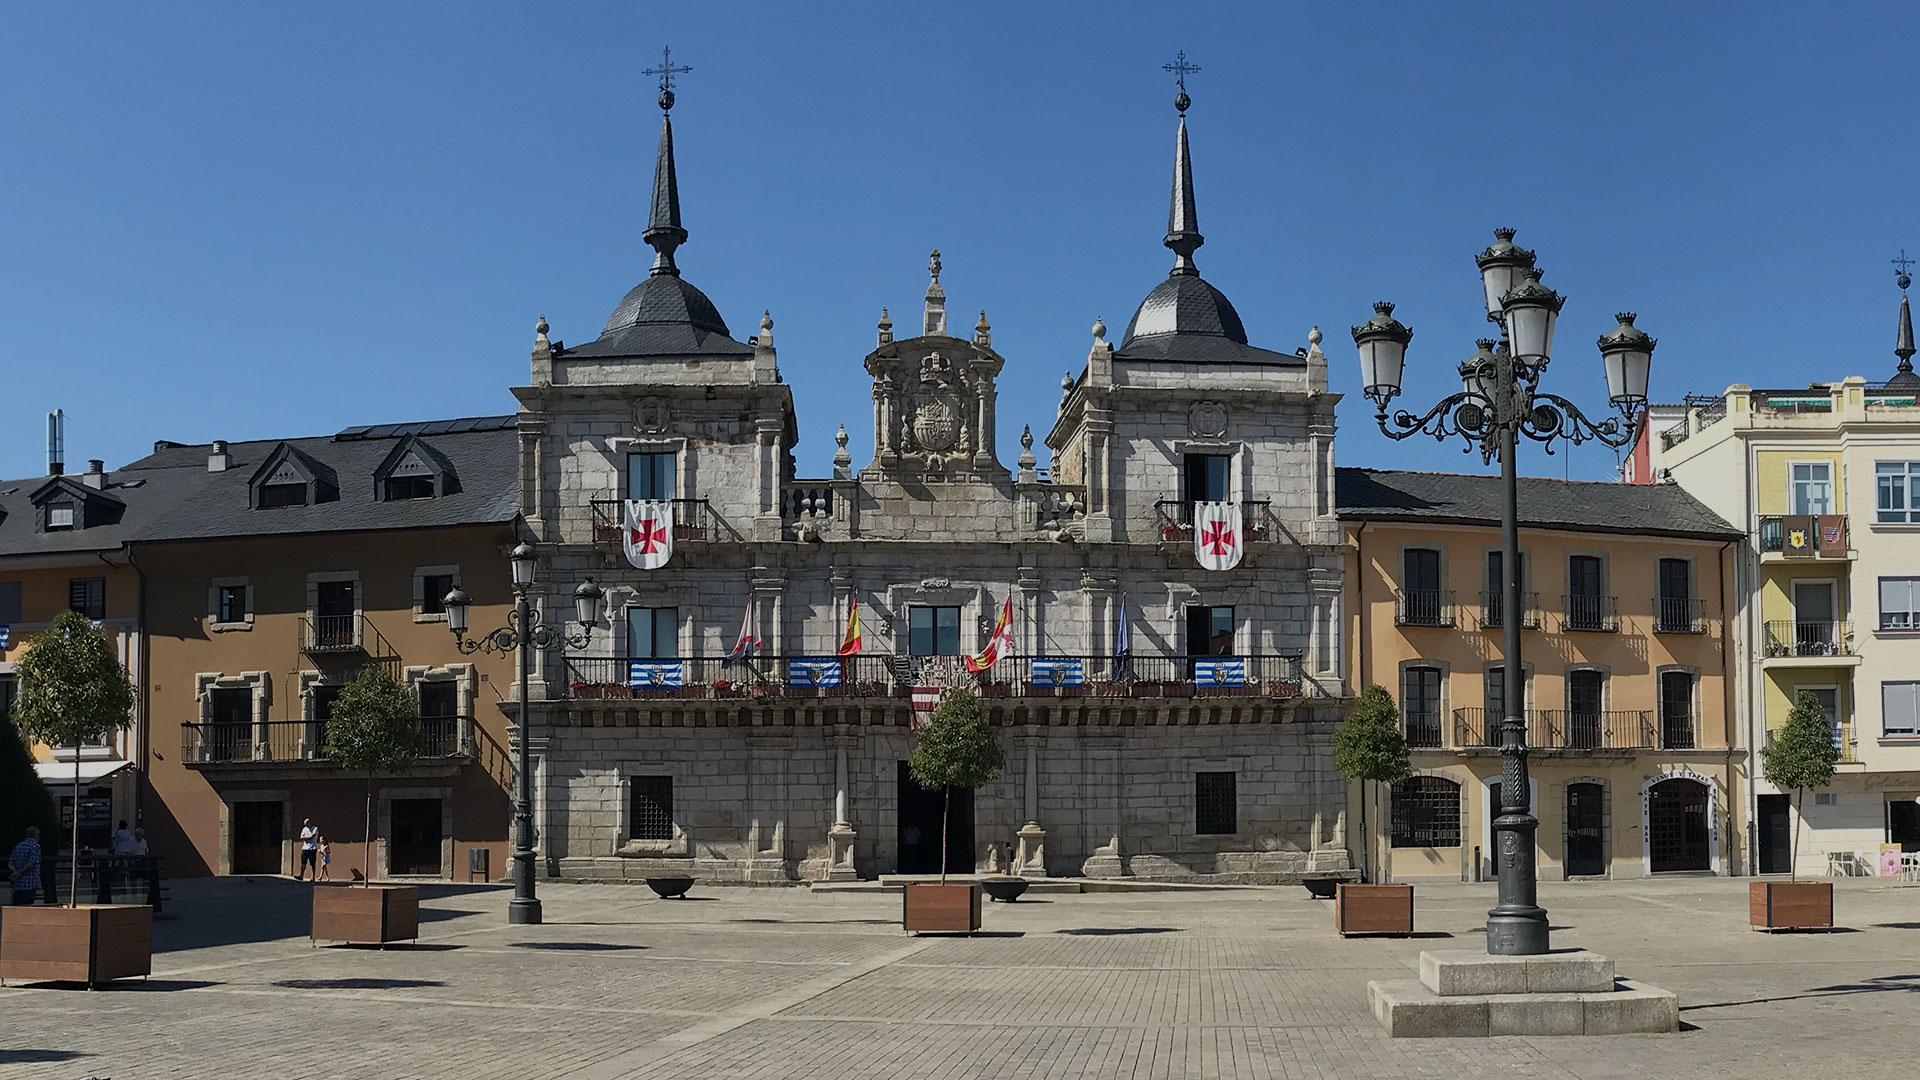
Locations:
34;759;131;790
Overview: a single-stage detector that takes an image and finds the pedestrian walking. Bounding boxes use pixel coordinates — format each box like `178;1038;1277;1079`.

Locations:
317;836;332;881
8;826;43;905
111;819;135;855
297;817;319;880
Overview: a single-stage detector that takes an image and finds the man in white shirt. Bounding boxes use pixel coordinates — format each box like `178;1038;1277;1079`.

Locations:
297;818;319;880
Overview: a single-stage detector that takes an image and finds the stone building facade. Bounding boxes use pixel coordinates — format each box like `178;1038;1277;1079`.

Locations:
511;90;1354;883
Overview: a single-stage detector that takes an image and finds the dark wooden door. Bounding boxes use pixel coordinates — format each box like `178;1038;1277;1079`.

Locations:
1648;779;1710;872
1567;670;1604;748
210;687;251;762
418;681;458;756
1568;555;1604;629
1658;558;1691;631
389;798;443;876
1758;794;1792;873
1565;783;1605;877
896;761;973;875
1403;549;1442;624
1891;799;1920;853
1659;671;1695;749
232;801;283;875
315;581;355;648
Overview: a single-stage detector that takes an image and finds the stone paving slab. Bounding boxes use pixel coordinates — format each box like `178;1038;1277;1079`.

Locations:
2;875;1919;1078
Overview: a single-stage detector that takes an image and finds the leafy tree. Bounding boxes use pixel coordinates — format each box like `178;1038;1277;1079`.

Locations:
908;690;1004;884
1;712;59;895
322;668;424;885
1761;690;1841;882
1334;684;1412;883
11;611;135;905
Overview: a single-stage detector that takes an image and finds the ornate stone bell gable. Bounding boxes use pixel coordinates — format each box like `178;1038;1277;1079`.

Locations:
862;253;1009;482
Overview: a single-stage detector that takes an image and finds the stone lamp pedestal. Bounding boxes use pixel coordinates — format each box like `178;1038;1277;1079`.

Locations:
1368;950;1677;1037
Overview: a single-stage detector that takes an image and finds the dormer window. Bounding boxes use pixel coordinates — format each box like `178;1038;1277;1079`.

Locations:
46;501;75;531
373;436;458;502
259;482;308;509
249;442;337;510
28;476;124;532
384;475;434;501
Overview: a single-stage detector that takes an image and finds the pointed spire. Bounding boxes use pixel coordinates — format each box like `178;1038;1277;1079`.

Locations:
1164;113;1204;275
1896;252;1918;387
640;47;693;278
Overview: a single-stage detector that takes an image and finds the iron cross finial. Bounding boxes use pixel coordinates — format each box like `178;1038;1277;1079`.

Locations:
1164;50;1200;113
1896;249;1915;291
644;46;693;112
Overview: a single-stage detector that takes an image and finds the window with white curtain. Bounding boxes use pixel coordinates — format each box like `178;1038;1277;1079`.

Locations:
1883;682;1920;738
1881;577;1920;630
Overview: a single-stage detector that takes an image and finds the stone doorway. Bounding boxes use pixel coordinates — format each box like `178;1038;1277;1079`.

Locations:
896;760;972;875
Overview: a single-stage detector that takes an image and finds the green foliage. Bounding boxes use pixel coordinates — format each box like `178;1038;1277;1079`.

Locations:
1334;684;1412;786
0;713;59;855
11;611;135;751
909;690;1005;792
323;668;425;774
1762;691;1840;793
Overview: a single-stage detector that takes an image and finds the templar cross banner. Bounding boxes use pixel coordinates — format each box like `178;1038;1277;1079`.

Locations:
1192;501;1243;572
623;499;674;570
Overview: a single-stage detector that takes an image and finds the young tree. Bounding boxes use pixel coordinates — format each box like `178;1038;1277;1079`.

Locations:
908;689;1004;884
1761;690;1841;882
1334;684;1413;883
322;668;424;886
10;610;136;906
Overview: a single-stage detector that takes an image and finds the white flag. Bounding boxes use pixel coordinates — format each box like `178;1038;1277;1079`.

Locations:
623;499;674;570
1193;501;1243;572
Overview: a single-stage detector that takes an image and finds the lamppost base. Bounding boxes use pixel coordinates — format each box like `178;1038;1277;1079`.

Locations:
507;898;543;925
1485;906;1549;956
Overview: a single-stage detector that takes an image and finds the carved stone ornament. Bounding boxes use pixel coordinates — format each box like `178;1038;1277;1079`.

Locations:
635;397;671;434
913;395;962;453
1188;400;1227;437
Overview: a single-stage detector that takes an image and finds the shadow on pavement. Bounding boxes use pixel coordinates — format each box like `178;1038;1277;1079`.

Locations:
1682;973;1920;1012
151;878;504;954
511;941;647;951
1056;927;1182;936
274;977;447;990
0;1050;89;1064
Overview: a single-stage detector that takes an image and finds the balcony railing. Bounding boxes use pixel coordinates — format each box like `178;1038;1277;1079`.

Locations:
1763;620;1855;658
1535;710;1656;750
1654;597;1707;634
1478;591;1540;630
1660;711;1698;750
1561;594;1619;632
1757;514;1849;556
561;653;1307;702
1403;714;1445;748
1452;708;1544;749
181;716;467;765
589;498;720;545
1394;589;1454;628
1152;500;1273;543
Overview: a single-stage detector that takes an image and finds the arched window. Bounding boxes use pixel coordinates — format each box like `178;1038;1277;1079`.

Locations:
1390;776;1462;848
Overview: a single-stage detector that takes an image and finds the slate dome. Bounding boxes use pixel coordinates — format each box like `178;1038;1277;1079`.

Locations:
1121;273;1248;348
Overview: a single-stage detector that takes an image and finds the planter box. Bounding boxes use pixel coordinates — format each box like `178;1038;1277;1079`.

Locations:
1336;883;1413;936
1750;881;1833;931
0;904;152;987
312;885;420;946
903;882;982;934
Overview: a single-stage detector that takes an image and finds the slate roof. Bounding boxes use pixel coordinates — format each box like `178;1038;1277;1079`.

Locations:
559;273;751;359
0;416;520;559
1334;467;1742;540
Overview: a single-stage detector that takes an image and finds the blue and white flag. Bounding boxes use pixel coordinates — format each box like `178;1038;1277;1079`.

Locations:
788;658;844;688
629;660;685;689
1030;658;1085;688
0;624;9;649
1194;658;1246;687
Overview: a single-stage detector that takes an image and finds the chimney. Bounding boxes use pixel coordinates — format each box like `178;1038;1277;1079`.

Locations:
208;440;231;473
83;460;106;490
46;409;64;476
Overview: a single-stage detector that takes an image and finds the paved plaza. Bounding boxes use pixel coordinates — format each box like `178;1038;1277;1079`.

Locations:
3;875;1919;1078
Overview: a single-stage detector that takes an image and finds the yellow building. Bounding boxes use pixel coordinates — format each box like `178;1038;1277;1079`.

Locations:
1338;468;1743;881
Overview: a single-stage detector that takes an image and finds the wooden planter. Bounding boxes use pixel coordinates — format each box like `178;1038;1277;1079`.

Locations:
1335;883;1413;936
312;884;420;946
903;882;982;934
1750;881;1833;931
0;904;152;987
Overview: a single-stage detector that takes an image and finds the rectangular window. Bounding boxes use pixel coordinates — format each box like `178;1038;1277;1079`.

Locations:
420;574;455;616
0;581;19;625
1657;558;1694;632
1183;453;1231;505
630;775;674;840
1881;577;1920;630
45;501;75;531
217;585;248;624
908;605;962;656
1660;670;1695;748
1401;548;1443;625
68;578;105;620
626;452;676;501
1791;462;1833;516
1401;665;1442;747
258;482;307;508
1390;777;1462;848
1567;669;1604;748
1184;605;1234;657
1877;462;1920;524
1195;772;1237;835
626;607;678;659
1566;555;1608;631
384;475;435;501
1884;682;1920;738
1481;666;1511;747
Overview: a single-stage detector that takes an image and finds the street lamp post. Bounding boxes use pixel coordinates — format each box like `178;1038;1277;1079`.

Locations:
1351;229;1655;956
443;542;604;925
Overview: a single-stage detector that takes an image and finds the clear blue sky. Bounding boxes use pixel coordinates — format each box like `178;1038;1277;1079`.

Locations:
3;3;1916;483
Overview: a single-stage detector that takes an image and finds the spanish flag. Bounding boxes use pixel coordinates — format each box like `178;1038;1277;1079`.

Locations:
966;595;1015;673
837;598;862;656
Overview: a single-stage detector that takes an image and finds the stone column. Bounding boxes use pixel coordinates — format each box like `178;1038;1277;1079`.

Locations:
1014;732;1048;877
1080;730;1128;878
825;726;858;881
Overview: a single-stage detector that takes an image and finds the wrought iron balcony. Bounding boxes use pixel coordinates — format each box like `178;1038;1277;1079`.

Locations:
1653;597;1707;634
1561;594;1619;632
1478;591;1540;629
1395;589;1455;628
1763;620;1855;659
1533;710;1656;750
181;716;467;766
1757;514;1849;557
1152;500;1274;542
1452;708;1545;749
589;498;719;545
561;653;1307;702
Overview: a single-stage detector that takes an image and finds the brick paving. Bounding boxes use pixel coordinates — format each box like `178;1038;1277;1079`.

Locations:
3;875;1919;1078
